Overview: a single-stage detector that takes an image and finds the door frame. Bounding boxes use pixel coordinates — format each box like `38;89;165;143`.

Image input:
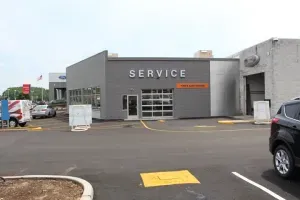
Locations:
126;94;139;120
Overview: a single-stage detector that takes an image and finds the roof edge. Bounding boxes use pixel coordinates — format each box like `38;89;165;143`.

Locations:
107;57;239;61
66;50;108;69
228;37;300;58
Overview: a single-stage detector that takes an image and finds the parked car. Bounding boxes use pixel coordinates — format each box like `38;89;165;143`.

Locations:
269;100;300;178
0;100;32;127
48;99;67;110
31;105;56;119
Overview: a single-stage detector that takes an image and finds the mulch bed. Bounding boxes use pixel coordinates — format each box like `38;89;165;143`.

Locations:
0;179;83;200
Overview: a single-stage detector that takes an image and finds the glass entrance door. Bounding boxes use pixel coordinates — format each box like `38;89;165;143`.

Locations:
127;95;138;120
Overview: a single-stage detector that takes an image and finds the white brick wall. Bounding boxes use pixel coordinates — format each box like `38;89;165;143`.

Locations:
272;39;300;115
231;38;300;116
234;39;273;115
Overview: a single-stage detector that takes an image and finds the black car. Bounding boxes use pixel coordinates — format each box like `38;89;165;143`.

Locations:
269;100;300;178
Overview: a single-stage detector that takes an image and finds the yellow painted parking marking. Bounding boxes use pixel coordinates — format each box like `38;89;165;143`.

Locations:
31;127;43;130
0;127;43;132
140;170;200;187
218;121;234;124
218;120;255;124
140;120;269;133
194;125;216;128
158;120;165;123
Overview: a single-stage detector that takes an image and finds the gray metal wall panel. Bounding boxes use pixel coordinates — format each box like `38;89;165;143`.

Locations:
210;60;240;116
49;82;66;101
105;60;211;119
66;51;107;118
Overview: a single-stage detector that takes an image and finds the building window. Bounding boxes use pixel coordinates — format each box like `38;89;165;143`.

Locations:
69;89;82;105
122;95;127;110
141;89;173;118
91;87;101;109
69;86;100;108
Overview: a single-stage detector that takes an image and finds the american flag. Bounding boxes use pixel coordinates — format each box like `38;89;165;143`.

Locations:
37;75;42;81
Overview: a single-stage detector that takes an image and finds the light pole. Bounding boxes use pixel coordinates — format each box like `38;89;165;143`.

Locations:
32;91;34;101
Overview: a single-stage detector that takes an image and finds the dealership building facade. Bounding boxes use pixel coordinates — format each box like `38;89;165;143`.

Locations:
49;73;67;101
54;37;300;119
66;51;240;120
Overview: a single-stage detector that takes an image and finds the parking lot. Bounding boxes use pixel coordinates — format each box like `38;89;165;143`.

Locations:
0;118;299;200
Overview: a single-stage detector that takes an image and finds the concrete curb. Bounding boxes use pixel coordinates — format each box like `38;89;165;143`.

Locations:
2;175;94;200
253;121;271;125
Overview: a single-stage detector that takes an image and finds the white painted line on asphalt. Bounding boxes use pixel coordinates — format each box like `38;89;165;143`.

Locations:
62;165;77;175
232;172;285;200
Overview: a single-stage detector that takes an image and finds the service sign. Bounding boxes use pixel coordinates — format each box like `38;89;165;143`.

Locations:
22;84;31;94
176;83;209;89
244;55;260;68
58;75;67;80
129;69;186;78
49;73;66;82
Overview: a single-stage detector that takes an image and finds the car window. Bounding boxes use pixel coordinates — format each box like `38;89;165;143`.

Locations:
277;106;282;114
285;103;300;120
33;105;41;110
34;105;47;110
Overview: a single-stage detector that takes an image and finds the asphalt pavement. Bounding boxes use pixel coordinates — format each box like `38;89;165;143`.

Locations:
0;119;299;200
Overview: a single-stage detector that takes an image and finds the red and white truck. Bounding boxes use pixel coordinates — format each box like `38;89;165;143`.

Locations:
0;100;32;127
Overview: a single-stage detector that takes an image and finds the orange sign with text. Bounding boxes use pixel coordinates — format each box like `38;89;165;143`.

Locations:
176;83;209;89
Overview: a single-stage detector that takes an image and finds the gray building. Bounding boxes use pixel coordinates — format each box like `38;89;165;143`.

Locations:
230;38;300;116
49;73;67;101
66;51;240;120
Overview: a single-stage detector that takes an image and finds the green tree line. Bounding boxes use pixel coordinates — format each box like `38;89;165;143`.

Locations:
1;87;49;101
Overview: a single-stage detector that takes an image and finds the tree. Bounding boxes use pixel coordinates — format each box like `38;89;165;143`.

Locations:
2;87;49;101
17;93;30;100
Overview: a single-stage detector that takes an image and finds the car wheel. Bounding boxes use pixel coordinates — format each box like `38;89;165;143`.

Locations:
53;111;56;117
32;116;36;119
19;122;27;127
273;145;295;179
9;118;18;127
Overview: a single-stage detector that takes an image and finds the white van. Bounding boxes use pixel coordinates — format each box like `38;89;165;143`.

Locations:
0;100;32;127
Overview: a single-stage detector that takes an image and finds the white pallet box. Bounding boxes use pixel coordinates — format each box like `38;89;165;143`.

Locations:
69;105;92;131
253;101;271;125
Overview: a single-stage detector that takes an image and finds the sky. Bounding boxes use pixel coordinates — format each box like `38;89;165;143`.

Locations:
0;0;300;93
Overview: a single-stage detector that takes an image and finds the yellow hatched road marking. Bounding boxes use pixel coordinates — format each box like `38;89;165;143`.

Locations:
140;170;200;187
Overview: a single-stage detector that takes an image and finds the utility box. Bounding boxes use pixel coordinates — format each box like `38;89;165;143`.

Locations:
0;100;10;128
